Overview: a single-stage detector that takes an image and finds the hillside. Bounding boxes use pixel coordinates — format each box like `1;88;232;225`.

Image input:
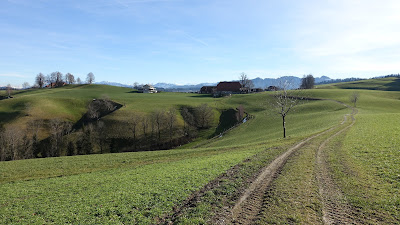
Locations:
317;77;400;91
1;79;400;224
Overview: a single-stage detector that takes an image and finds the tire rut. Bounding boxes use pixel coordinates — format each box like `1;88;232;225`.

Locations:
226;101;355;225
316;107;358;225
227;128;336;224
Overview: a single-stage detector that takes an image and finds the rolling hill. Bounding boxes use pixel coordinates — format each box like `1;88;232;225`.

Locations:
0;77;399;224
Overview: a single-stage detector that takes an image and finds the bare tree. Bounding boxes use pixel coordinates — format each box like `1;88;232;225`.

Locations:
87;102;100;120
6;84;12;98
350;92;360;107
1;126;23;160
35;73;45;88
181;107;195;136
77;77;82;84
133;82;139;89
49;71;64;87
130;113;142;150
22;82;30;89
152;109;166;141
165;108;177;143
271;81;303;138
239;72;254;91
49;119;67;157
86;72;95;84
141;115;150;137
66;73;75;84
300;74;315;89
95;120;108;154
195;104;214;128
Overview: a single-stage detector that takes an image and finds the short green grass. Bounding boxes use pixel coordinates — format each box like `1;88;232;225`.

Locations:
1;78;400;224
0;144;265;224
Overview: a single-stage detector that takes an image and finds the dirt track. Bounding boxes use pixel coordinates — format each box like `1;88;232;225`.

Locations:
227;102;357;224
316;108;358;224
160;101;357;224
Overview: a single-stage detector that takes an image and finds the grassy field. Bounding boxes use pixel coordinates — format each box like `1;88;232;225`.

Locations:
255;80;400;224
1;78;400;223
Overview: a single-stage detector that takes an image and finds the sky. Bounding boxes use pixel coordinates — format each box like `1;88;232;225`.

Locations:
1;0;400;87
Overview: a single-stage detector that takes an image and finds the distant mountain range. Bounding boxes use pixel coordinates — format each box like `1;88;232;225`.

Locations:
96;76;332;92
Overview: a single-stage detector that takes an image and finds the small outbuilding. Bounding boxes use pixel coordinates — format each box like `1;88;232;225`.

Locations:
199;86;216;94
139;84;157;93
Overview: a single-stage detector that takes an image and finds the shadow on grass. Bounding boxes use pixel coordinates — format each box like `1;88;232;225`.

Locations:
188;94;213;98
0;111;21;127
210;109;238;138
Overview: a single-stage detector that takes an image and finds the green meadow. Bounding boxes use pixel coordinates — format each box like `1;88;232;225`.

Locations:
1;77;400;223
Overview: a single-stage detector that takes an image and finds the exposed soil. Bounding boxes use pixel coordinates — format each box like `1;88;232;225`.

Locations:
316;108;359;224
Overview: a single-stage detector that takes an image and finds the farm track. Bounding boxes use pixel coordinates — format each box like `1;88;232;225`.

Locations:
159;100;357;224
227;129;334;224
227;101;356;225
316;107;358;224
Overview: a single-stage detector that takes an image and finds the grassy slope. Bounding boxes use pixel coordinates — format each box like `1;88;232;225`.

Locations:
317;77;400;91
0;85;351;224
257;78;400;223
327;89;400;222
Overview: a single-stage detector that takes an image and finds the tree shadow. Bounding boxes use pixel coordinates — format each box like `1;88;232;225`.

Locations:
188;94;213;98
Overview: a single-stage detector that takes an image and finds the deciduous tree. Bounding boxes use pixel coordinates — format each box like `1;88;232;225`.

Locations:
271;81;303;138
239;72;254;90
35;73;45;88
130;113;142;150
6;84;12;98
152;109;166;141
300;74;315;89
350;92;360;107
86;72;95;84
165;108;177;143
195;104;214;128
22;82;30;89
66;73;75;84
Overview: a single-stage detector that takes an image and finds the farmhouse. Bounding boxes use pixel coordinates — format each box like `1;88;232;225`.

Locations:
139;84;157;93
266;86;279;91
199;86;216;94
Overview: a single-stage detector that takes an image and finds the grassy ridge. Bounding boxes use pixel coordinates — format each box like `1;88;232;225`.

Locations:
317;77;400;91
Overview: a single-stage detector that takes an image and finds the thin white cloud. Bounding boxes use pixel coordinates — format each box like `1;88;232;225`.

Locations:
0;73;28;78
182;32;208;47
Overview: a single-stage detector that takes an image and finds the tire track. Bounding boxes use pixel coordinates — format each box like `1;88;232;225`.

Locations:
316;107;358;224
227;128;337;224
226;101;355;225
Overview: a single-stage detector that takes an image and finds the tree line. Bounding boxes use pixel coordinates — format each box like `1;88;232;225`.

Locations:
34;71;95;88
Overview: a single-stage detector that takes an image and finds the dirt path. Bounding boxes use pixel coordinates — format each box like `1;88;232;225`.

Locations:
227;102;356;225
316;107;358;224
227;128;336;224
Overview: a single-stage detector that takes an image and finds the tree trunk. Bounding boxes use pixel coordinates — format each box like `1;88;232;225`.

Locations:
283;115;286;138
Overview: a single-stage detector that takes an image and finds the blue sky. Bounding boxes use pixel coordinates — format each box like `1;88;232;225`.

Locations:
1;0;400;87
